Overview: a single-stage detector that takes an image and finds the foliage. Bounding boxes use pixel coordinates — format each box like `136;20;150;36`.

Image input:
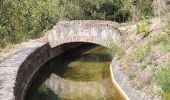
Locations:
149;34;169;46
0;0;58;48
106;41;125;59
155;63;170;94
162;21;170;52
137;21;150;38
139;58;152;70
57;0;131;22
164;41;170;52
133;46;150;62
148;33;170;52
0;0;155;49
0;0;131;49
106;43;119;58
38;84;48;94
134;0;153;19
162;93;170;100
115;48;125;59
120;0;154;20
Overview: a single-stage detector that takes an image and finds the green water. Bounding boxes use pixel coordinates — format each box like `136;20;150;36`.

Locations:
25;44;123;100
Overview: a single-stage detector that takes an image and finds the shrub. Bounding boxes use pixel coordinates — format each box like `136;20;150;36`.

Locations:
106;41;125;59
38;84;48;94
120;0;154;21
106;43;119;58
137;21;150;38
0;0;58;48
115;48;125;59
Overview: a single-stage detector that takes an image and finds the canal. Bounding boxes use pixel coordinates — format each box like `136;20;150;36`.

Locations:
25;43;123;100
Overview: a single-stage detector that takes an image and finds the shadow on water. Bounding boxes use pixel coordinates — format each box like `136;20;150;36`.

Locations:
25;43;122;100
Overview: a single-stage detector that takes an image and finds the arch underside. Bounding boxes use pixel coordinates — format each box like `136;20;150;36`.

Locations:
49;36;110;48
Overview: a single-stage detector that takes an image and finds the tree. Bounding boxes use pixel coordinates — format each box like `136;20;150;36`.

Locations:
120;0;153;22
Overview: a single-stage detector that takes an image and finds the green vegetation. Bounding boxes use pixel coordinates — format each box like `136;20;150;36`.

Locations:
0;0;58;48
58;0;131;22
164;42;170;52
133;31;170;70
0;0;155;49
126;70;136;80
133;45;150;62
149;34;169;46
155;63;170;99
139;58;152;69
162;21;170;52
148;32;170;52
162;93;170;100
106;42;125;59
137;20;150;38
38;84;48;94
120;0;153;21
106;43;118;57
145;20;170;53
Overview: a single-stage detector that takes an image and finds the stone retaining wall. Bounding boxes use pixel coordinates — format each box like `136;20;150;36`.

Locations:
110;59;150;100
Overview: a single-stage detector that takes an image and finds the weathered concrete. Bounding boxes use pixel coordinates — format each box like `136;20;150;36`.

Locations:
0;20;148;100
110;59;150;100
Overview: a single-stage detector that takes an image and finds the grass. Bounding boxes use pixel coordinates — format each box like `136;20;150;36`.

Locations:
155;63;170;97
133;45;150;62
162;93;170;100
162;20;170;52
163;42;170;52
127;71;136;80
133;31;170;69
148;33;169;46
139;61;148;70
150;33;170;53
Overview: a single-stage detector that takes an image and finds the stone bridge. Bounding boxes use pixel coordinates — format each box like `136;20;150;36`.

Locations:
46;20;121;48
0;20;147;100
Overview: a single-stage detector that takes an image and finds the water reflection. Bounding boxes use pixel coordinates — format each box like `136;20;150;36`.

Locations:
25;44;123;100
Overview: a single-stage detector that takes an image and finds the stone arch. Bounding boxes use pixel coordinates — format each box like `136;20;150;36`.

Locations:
45;20;122;48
